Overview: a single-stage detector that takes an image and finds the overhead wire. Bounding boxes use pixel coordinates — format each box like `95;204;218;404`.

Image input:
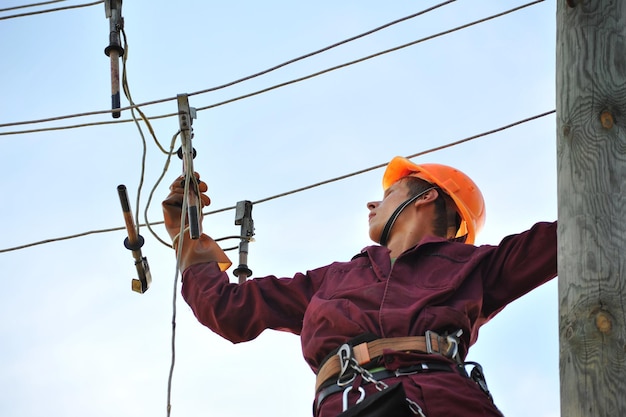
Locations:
0;0;455;129
0;0;550;252
0;0;66;13
185;0;456;99
0;0;102;20
0;110;556;254
0;0;544;135
0;0;454;128
194;0;545;113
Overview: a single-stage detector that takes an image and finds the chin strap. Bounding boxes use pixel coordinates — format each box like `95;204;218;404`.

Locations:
378;187;434;246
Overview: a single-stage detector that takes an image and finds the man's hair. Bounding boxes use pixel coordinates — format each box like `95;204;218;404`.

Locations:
403;176;461;239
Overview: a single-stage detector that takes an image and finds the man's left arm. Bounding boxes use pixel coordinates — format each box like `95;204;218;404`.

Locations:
480;221;558;318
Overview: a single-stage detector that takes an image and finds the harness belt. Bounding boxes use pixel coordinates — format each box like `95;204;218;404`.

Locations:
316;361;454;410
315;331;461;391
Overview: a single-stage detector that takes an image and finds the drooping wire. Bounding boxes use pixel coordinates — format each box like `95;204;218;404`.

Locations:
166;172;192;417
119;30;148;240
143;131;181;248
118;25;178;247
120;28;173;155
0;0;102;20
0;0;545;134
0;109;556;254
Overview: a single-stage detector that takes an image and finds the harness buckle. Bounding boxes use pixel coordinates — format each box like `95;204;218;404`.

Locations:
424;330;436;354
425;329;463;362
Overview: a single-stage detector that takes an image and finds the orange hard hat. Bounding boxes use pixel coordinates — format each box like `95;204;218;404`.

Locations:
382;156;486;244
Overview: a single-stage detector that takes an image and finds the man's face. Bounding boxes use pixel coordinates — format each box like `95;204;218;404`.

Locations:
366;178;411;243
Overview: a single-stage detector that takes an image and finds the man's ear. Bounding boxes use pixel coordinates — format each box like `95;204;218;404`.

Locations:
424;188;439;201
412;188;439;207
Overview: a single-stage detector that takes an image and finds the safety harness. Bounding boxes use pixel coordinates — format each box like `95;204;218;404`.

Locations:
314;330;493;415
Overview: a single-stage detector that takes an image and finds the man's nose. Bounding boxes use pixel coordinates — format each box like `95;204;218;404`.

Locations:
367;201;380;210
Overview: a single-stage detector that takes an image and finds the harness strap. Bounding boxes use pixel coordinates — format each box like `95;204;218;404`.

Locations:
315;332;458;391
316;362;454;411
378;187;434;246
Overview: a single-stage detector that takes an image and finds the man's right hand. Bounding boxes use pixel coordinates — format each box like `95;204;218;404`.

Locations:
162;173;211;242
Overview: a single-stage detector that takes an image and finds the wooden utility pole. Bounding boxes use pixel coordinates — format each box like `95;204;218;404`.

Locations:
557;1;626;416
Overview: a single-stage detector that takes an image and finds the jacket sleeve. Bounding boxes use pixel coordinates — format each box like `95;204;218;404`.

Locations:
181;262;320;343
480;221;557;319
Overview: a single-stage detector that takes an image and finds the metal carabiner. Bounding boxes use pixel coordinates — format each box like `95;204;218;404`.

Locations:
336;344;356;386
342;385;366;412
445;329;463;362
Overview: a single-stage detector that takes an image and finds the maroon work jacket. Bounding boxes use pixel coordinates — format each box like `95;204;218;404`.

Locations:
182;221;557;416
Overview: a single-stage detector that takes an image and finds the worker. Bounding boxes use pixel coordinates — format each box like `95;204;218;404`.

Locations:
162;156;557;417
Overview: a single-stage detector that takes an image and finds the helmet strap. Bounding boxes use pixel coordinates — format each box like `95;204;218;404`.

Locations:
379;187;435;247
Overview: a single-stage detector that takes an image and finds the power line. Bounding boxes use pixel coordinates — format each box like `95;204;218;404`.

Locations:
0;0;102;20
0;0;66;13
194;0;546;113
0;110;555;254
0;0;543;134
187;0;457;99
0;0;454;128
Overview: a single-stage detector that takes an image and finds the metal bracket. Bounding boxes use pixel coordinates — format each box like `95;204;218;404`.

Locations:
233;200;254;283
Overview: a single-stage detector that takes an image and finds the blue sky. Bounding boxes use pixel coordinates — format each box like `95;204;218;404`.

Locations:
1;1;558;416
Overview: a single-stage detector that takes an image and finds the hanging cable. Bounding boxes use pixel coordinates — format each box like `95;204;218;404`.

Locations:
0;110;556;254
143;131;180;248
166;177;191;417
117;23;177;251
0;0;545;133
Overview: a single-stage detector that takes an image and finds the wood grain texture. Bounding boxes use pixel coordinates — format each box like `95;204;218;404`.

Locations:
557;1;626;416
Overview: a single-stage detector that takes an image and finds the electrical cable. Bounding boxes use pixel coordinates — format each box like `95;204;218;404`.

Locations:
120;28;172;155
0;109;556;254
143;131;181;248
0;119;129;136
166;175;191;417
194;0;544;113
0;0;102;20
0;0;65;13
117;25;179;251
119;30;149;241
0;0;453;128
0;0;543;134
186;0;456;99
